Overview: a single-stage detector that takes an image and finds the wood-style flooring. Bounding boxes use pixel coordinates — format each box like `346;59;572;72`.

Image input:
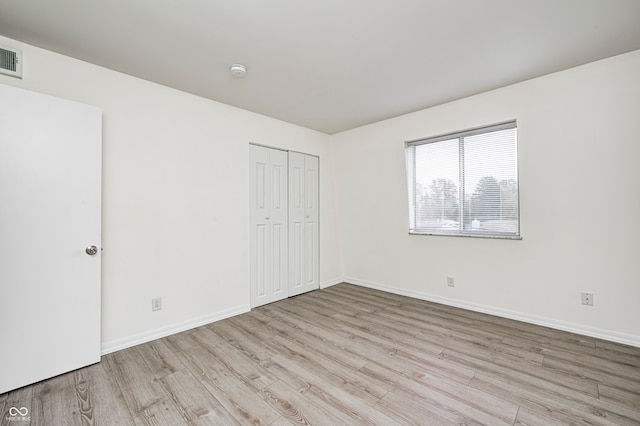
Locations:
1;283;639;425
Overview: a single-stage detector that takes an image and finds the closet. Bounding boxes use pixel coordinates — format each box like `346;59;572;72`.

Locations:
249;145;319;308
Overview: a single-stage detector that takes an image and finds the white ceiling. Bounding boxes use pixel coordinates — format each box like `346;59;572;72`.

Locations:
1;1;640;134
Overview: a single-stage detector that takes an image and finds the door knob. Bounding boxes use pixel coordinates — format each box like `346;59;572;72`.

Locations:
85;245;98;255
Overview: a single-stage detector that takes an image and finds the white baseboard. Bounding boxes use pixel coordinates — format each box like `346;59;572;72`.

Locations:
101;279;343;356
320;278;344;289
344;276;640;349
101;304;250;355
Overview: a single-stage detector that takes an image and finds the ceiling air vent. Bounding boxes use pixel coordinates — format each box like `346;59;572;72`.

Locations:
0;45;22;78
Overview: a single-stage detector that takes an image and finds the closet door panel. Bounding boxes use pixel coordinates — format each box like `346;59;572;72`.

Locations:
269;153;288;302
250;145;288;307
303;155;320;293
289;152;319;296
288;152;306;296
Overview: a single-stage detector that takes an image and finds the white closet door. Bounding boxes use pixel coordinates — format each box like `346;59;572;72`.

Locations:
249;145;288;308
303;154;319;293
289;152;319;297
288;152;305;296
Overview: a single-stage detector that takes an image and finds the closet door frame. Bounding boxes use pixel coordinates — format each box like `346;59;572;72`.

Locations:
250;144;319;308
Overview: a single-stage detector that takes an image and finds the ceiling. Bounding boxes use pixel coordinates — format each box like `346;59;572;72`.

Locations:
1;1;640;134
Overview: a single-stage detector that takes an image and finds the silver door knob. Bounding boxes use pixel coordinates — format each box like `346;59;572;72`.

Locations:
85;245;98;255
265;216;270;220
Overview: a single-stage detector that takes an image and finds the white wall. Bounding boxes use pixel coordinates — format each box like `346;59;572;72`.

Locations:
332;50;640;346
0;36;342;353
3;34;639;350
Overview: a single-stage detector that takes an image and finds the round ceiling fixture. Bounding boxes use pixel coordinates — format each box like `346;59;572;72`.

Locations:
230;63;247;78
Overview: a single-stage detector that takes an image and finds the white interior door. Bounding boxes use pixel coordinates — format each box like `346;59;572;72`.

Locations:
249;145;288;308
289;152;319;297
0;84;102;394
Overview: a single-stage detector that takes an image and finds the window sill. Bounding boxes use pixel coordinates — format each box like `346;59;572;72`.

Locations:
409;231;522;240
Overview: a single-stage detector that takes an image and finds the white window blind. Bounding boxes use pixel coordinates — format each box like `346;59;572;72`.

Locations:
406;121;519;238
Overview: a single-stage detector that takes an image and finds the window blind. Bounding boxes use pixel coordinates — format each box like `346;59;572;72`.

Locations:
406;121;519;238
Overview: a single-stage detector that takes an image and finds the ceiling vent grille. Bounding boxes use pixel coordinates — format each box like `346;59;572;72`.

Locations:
0;45;22;78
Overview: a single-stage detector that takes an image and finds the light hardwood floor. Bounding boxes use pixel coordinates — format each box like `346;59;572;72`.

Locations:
2;283;639;425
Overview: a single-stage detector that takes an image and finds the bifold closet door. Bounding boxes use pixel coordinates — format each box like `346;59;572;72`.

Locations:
288;152;319;297
249;145;288;308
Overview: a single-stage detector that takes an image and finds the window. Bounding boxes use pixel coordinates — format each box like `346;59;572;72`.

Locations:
406;121;519;238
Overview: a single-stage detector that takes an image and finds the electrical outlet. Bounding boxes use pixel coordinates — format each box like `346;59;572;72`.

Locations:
447;276;455;287
581;292;594;306
152;297;162;311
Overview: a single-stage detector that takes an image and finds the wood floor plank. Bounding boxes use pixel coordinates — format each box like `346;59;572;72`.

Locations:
104;348;169;416
257;309;369;372
275;361;401;425
322;284;403;311
317;283;391;306
162;330;199;354
160;368;239;425
415;327;544;373
543;348;640;382
373;387;459;426
259;380;344;426
597;338;640;357
79;361;136;425
265;301;356;347
356;355;519;424
177;345;282;425
258;304;355;349
349;340;473;390
598;383;640;406
479;316;597;351
203;340;279;391
471;373;640;425
73;368;96;425
264;338;390;406
268;416;295;426
210;315;265;340
32;385;84;426
376;371;516;426
364;308;546;365
211;315;278;361
290;289;377;319
542;354;640;395
133;398;190;426
339;325;475;385
135;339;186;379
513;406;578;426
32;370;76;399
261;353;398;424
440;346;601;398
332;312;446;359
187;326;226;355
2;283;639;425
306;288;380;315
386;305;500;346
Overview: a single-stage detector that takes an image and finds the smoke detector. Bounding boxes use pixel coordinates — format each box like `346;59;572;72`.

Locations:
230;63;247;78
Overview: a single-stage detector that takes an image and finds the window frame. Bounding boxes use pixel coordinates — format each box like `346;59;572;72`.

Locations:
406;121;521;239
